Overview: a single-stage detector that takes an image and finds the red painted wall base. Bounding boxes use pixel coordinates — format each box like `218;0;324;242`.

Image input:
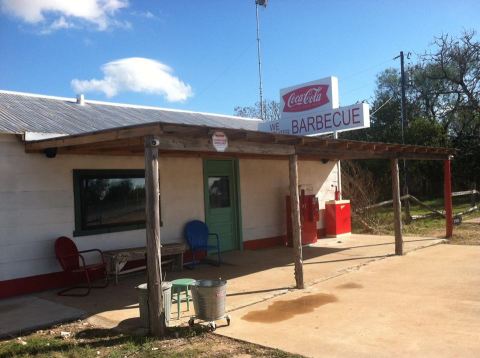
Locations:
0;271;92;299
243;235;286;250
183;249;207;263
317;228;327;238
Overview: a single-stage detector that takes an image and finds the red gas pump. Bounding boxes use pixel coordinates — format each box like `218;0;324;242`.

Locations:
285;190;320;246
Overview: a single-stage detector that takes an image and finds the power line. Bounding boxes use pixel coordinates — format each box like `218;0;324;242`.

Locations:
342;57;395;81
190;41;256;102
370;96;394;116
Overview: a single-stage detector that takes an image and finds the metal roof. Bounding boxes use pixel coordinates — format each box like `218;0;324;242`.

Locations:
0;90;260;135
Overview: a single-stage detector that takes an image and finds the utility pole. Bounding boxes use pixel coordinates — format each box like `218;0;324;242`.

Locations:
255;0;267;120
396;51;411;222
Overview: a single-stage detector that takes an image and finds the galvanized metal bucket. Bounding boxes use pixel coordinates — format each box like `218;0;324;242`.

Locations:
136;282;172;328
191;279;227;322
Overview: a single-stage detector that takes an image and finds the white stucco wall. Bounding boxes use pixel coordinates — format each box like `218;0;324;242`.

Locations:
239;158;337;241
0;133;337;282
0;134;204;281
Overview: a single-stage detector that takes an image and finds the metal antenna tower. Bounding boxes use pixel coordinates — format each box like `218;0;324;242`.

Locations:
255;0;267;120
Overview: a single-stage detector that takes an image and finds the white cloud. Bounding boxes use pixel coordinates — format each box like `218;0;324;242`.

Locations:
50;16;74;30
131;10;157;19
0;0;128;31
71;57;193;102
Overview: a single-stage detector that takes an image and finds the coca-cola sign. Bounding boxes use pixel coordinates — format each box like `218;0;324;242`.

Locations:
282;85;329;112
258;76;370;136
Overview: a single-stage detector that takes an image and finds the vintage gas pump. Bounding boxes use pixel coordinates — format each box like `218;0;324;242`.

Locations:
285;189;320;246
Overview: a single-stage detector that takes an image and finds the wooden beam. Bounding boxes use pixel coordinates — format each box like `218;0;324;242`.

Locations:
58;149;143;156
66;137;143;150
149;136;295;156
26;124;163;151
60;137;144;153
24;119;454;161
391;158;403;255
289;154;304;289
273;136;303;144
444;158;453;238
244;132;273;142
54;135;295;156
56;141;451;161
330;141;350;150
296;145;451;161
227;132;248;140
144;135;165;337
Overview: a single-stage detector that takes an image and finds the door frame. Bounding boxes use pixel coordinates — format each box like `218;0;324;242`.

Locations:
202;158;243;251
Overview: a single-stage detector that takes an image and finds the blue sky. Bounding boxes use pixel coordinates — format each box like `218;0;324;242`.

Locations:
0;0;479;116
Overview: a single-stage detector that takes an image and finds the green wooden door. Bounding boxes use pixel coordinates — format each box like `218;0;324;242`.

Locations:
204;159;239;252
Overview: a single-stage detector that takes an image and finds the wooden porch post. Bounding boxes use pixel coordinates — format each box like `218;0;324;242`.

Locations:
391;158;403;255
289;154;304;289
144;135;165;337
444;157;453;238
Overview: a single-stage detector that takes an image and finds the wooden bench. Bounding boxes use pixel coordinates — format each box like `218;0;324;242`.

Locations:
103;243;186;285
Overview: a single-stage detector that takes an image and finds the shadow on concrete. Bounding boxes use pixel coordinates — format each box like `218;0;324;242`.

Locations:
227;287;291;297
35;235;445;333
301;254;392;266
168;246;346;282
37;245;346;328
341;237;442;250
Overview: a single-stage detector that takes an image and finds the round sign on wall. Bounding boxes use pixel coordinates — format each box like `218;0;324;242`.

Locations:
212;131;228;152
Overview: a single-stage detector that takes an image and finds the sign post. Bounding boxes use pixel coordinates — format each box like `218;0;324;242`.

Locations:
258;76;370;290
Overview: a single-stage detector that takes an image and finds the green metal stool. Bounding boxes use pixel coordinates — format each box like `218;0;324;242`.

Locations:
171;278;195;319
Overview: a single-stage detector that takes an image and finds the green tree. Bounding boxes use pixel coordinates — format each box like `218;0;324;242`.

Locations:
343;30;479;197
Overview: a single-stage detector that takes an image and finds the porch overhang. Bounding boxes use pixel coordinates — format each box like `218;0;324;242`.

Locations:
23;121;455;160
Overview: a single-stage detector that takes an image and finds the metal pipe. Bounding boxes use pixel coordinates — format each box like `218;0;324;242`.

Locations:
255;2;265;121
333;131;342;199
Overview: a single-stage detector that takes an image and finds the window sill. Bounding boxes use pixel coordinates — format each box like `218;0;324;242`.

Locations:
73;223;146;237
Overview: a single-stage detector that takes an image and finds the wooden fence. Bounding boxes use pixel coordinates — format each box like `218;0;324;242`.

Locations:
356;190;479;221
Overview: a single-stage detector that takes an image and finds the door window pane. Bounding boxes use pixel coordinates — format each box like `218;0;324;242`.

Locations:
208;176;230;208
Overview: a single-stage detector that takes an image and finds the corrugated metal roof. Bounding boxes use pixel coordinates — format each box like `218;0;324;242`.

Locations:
0;90;261;135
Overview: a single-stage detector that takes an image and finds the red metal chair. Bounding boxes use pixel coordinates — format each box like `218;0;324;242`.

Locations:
54;236;108;296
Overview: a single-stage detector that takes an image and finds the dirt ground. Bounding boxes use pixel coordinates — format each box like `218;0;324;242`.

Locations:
447;218;480;245
0;320;302;358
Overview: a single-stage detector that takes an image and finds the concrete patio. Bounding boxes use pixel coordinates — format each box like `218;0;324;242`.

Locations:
219;244;480;357
36;234;445;332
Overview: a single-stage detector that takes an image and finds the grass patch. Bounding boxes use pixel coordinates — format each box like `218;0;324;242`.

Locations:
0;321;304;358
353;197;480;245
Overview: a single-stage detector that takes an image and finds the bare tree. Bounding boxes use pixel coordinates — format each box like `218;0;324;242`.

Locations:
234;100;280;121
341;160;382;232
421;30;480;119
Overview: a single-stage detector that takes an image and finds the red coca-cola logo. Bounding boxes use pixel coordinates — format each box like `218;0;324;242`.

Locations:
282;85;329;112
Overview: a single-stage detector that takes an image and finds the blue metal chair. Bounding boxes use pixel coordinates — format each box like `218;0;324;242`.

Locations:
184;220;221;268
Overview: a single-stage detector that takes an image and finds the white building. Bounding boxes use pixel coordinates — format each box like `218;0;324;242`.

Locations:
0;91;342;298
